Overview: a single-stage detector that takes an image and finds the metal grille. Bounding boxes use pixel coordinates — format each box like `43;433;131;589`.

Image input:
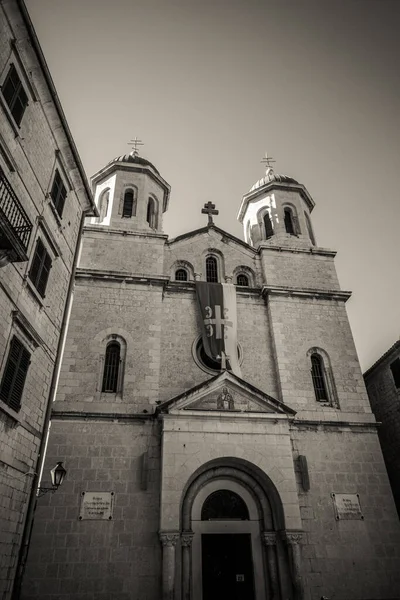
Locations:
263;212;273;239
311;354;328;401
0;166;32;252
0;336;30;411
284;209;295;235
236;274;249;286
102;342;120;393
122;191;134;217
206;256;218;282
175;269;187;281
202;490;249;521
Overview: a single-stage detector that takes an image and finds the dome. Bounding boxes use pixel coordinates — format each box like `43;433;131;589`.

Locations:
249;168;299;192
107;152;160;176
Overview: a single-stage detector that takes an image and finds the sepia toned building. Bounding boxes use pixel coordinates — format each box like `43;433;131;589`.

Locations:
0;1;96;598
364;340;400;518
21;147;400;600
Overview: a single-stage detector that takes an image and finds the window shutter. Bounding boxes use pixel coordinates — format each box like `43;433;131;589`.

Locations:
0;337;31;411
29;239;45;286
37;251;52;297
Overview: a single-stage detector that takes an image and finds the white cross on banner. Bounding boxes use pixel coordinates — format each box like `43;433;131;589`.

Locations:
195;282;242;377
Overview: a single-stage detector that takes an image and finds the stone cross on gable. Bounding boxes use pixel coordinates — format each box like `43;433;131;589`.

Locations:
128;137;144;157
201;201;219;226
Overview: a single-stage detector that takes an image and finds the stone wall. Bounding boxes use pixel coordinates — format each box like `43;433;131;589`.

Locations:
365;343;400;517
22;419;161;600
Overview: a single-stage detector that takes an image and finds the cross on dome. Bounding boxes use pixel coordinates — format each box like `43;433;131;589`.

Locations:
261;152;276;176
201;201;219;226
128;137;144;157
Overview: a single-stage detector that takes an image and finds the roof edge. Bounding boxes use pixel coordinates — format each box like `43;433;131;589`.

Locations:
363;340;400;379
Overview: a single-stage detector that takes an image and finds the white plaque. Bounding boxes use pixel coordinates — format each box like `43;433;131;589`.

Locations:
79;491;114;520
331;493;363;520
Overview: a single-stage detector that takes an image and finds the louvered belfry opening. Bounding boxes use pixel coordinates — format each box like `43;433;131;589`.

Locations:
0;336;30;411
175;269;187;281
122;190;134;217
201;490;249;521
311;353;328;401
284;208;295;235
206;256;218;283
102;342;120;393
263;211;274;239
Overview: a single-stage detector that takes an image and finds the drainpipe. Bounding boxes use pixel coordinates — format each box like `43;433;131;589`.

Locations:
12;212;86;600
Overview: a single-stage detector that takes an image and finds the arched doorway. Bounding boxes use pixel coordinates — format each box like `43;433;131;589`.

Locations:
180;459;294;600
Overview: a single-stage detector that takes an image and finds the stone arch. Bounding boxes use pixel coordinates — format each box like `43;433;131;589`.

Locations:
180;457;285;531
282;203;300;235
232;265;256;287
257;207;274;240
96;188;110;223
147;194;159;229
170;259;195;282
177;458;295;600
118;184;138;217
93;328;134;397
201;247;225;282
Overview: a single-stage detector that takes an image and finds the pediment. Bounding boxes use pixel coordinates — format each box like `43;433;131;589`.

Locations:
157;371;296;416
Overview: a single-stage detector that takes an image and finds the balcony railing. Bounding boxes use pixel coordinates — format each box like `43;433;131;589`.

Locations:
0;166;32;262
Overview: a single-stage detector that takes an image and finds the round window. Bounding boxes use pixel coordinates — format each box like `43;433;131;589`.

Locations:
192;336;243;375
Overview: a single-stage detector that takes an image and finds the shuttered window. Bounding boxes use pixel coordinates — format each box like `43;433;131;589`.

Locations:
50;169;67;217
29;239;52;297
0;337;30;411
1;64;28;126
102;342;120;393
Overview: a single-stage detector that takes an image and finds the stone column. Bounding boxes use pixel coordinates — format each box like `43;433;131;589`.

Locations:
283;531;304;600
159;531;180;600
181;531;194;600
262;532;280;600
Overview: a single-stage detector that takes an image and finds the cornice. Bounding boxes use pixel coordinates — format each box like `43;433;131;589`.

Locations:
257;244;336;257
83;225;168;240
76;268;169;286
262;285;352;302
51;410;155;422
363;340;400;379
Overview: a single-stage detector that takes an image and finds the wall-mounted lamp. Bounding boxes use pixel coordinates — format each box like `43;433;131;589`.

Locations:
37;462;67;497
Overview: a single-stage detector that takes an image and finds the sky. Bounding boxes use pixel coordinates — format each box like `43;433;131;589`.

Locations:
26;0;400;372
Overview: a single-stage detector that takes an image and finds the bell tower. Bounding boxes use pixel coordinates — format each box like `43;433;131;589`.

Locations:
237;154;316;249
89;144;170;234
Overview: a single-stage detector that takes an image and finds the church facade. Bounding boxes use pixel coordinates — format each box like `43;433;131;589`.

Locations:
23;152;400;600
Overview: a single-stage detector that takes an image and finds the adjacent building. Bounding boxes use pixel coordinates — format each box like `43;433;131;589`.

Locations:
22;149;400;600
0;1;96;598
364;340;400;518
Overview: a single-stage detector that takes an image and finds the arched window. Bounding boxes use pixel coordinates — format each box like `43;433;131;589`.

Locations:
206;256;218;283
263;211;274;239
236;273;249;286
102;342;120;393
311;353;328;401
97;189;109;223
175;268;188;281
284;208;295;235
147;197;158;229
304;212;316;245
201;490;249;520
122;190;136;218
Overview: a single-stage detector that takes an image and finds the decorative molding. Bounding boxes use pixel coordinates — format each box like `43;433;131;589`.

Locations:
262;532;277;546
76;268;169;286
262;285;351;302
11;310;44;350
36;216;61;257
282;531;304;545
159;532;180;547
181;531;194;547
